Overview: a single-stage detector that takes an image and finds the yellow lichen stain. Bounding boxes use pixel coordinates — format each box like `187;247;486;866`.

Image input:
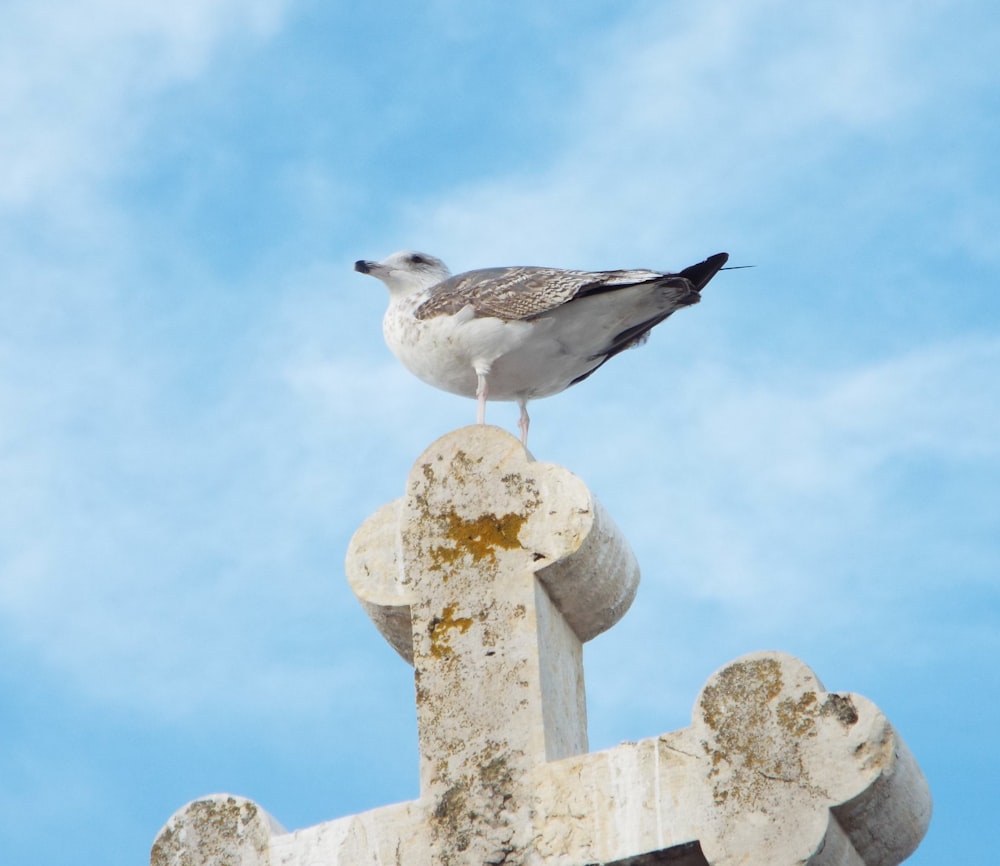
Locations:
429;603;474;658
777;691;819;738
429;509;527;570
700;657;783;734
699;657;792;807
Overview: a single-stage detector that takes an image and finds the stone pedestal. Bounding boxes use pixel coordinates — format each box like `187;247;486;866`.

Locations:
152;426;931;866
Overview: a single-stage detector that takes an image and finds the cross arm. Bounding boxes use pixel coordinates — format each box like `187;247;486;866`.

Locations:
151;794;428;866
532;652;931;866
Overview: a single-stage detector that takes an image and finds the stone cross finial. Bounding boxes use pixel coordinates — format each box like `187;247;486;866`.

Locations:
151;426;931;866
347;426;639;863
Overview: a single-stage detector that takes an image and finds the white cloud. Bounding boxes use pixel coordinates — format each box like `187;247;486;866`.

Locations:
561;337;1000;625
0;5;993;864
570;335;1000;743
0;257;460;723
0;0;290;219
1;0;996;743
0;0;305;719
395;1;933;268
366;1;999;680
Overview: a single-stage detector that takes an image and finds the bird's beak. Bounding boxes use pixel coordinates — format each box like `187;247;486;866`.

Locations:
355;260;380;275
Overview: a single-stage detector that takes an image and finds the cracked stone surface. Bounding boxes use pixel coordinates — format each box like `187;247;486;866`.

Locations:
150;426;931;866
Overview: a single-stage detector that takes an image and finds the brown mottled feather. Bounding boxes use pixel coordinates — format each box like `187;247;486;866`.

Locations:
414;267;679;322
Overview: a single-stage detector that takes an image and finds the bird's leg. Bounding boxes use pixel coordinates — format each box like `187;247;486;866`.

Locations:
477;378;487;424
517;398;530;447
475;366;489;425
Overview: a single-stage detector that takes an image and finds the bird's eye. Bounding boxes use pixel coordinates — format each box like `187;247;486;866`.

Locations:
409;254;428;265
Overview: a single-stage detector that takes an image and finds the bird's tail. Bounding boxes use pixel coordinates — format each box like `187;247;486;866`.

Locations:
680;252;729;292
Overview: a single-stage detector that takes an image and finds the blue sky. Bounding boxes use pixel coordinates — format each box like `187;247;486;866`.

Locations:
1;1;997;863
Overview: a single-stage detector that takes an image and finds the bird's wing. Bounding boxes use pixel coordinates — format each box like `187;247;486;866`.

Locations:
414;266;671;322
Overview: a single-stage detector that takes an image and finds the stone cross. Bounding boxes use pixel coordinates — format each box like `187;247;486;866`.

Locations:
151;426;931;866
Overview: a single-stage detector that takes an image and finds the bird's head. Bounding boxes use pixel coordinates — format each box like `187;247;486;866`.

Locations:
354;251;451;297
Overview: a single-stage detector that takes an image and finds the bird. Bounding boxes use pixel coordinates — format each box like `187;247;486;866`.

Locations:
354;249;729;445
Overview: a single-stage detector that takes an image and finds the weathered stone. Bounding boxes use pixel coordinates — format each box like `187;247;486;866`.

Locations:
151;795;285;866
531;650;930;866
346;429;639;663
151;426;931;866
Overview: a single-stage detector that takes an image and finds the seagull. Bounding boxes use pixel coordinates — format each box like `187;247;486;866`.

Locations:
355;250;729;445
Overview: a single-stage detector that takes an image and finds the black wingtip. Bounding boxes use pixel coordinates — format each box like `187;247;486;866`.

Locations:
680;252;729;291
